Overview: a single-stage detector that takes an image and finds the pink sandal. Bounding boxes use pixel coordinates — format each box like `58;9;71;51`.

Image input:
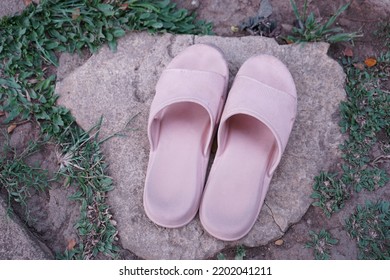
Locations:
199;55;297;241
143;44;229;228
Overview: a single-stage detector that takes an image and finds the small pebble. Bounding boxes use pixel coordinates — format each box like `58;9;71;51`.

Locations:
231;26;239;32
274;239;284;246
191;0;200;8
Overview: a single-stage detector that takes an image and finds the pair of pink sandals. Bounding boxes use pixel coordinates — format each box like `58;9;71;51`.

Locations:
143;44;297;241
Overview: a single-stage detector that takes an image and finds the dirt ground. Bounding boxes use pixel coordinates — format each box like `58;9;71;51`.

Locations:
1;0;389;259
177;0;390;59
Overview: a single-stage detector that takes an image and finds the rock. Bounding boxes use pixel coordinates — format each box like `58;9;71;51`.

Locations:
281;23;293;33
22;145;81;254
275;239;284;246
57;51;91;82
173;0;200;12
9;122;39;154
56;32;346;259
0;0;24;18
18;184;81;254
0;196;53;259
329;228;357;260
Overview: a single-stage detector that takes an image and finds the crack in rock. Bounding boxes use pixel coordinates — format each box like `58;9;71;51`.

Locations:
264;202;283;233
131;75;143;103
167;35;176;58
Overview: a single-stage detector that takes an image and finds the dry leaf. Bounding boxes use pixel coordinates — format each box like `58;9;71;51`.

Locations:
285;39;294;44
64;176;71;187
365;58;377;67
24;0;39;5
0;111;5;116
274;239;284;246
353;63;365;71
119;3;129;10
231;26;239;33
7;124;17;134
26;91;31;102
66;239;76;251
343;47;353;57
28;78;38;84
72;8;81;20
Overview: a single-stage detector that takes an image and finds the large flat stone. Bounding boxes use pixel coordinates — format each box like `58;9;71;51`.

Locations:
0;196;53;259
0;0;24;18
56;32;345;259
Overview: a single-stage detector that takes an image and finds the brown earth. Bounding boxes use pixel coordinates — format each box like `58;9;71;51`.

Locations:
1;0;389;259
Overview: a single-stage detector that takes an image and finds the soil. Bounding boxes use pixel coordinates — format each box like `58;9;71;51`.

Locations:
1;0;389;259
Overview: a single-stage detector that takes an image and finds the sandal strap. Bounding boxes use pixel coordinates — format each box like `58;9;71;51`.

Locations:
220;75;297;172
148;69;227;154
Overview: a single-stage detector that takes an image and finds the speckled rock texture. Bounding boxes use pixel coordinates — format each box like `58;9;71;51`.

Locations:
56;32;345;259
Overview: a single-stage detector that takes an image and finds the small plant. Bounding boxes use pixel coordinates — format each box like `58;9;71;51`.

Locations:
56;245;85;260
311;172;350;217
216;245;246;260
345;200;390;260
305;229;339;260
0;135;51;218
217;252;226;260
238;0;276;37
235;245;246;260
312;50;389;217
0;158;50;216
286;0;360;43
338;52;389;193
341;165;388;193
55;118;119;259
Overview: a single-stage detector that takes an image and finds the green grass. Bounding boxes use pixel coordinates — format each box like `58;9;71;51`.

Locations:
305;229;339;260
55;118;120;259
311;172;350;218
0;134;50;218
286;0;360;43
0;0;212;137
308;21;389;259
345;200;389;260
311;52;390;217
0;0;212;260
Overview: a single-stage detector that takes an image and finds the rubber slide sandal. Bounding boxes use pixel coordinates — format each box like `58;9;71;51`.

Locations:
143;44;229;228
199;54;297;241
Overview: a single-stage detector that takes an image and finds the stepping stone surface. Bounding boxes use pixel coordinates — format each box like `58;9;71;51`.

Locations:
0;196;53;259
56;32;345;259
